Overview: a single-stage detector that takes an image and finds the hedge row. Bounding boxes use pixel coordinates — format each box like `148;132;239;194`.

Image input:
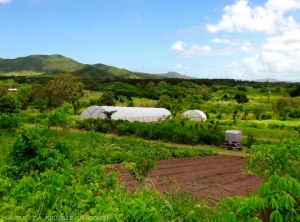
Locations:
76;119;224;146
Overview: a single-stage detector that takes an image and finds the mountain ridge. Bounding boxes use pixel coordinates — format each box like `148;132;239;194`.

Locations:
0;54;194;79
254;78;290;83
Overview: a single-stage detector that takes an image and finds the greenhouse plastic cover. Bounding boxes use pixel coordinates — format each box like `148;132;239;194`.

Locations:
80;106;171;122
182;110;207;121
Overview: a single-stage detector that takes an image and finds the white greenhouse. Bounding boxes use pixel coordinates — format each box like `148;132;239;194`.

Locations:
80;106;171;122
182;110;207;122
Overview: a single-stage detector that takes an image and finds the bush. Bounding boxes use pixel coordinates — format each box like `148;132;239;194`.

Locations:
6;127;70;177
113;120;224;146
0;113;22;131
246;132;257;148
215;140;300;221
76;118;109;133
261;112;272;120
0;94;21;113
289;107;300;118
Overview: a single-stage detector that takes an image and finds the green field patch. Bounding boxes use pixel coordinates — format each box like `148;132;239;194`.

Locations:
0;71;44;76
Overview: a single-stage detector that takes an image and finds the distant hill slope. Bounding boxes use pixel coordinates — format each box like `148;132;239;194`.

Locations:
157;71;195;79
72;64;141;79
254;78;289;83
0;54;194;79
0;54;83;73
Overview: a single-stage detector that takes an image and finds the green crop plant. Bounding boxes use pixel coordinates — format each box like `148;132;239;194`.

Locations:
0;126;217;221
215;140;300;221
123;157;156;185
246;140;300;180
5;127;70;178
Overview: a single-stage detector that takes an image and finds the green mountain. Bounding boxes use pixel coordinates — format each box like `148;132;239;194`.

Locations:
158;71;194;79
254;78;289;83
0;54;194;79
0;54;83;73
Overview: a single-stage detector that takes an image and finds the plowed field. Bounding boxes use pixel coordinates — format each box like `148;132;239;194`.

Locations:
116;155;261;206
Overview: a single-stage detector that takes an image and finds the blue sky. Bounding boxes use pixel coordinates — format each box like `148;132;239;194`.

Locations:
1;0;300;81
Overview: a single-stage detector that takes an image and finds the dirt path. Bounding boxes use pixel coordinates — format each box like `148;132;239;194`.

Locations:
115;155;261;206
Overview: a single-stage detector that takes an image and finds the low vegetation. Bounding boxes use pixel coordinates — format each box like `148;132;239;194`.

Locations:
0;72;299;221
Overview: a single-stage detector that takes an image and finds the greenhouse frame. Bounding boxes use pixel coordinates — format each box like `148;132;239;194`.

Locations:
182;110;207;121
80;106;171;122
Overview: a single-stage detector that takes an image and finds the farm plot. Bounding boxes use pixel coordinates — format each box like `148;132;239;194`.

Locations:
116;155;261;206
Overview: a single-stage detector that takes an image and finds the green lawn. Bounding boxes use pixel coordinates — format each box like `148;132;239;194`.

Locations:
251;119;300;127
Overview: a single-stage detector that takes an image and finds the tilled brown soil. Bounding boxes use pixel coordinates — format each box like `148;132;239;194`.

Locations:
115;155;261;206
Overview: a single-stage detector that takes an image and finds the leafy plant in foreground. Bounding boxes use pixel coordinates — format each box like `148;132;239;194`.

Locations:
215;140;300;221
245;140;300;180
5;127;70;178
215;174;300;222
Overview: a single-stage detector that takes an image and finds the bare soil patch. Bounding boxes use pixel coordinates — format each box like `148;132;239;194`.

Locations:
115;155;261;206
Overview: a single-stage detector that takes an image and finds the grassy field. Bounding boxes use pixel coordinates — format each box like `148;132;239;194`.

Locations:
0;71;43;76
250;119;300;126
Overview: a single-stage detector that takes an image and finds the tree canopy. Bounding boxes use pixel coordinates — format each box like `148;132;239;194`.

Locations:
0;94;21;113
47;74;84;108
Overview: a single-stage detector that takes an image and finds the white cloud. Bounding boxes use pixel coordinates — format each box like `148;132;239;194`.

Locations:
236;50;300;79
225;62;239;68
181;44;236;58
174;64;182;69
266;0;300;13
190;44;211;52
171;41;185;51
211;38;230;44
206;0;300;34
263;29;300;51
242;54;266;74
230;41;241;47
261;51;291;72
240;46;252;52
182;44;212;57
0;0;11;3
203;0;300;80
173;64;190;70
207;48;300;81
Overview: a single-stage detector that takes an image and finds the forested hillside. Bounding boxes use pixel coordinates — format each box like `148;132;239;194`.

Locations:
0;54;194;79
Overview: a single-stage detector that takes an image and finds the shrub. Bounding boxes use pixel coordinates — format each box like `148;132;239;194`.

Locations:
0;113;22;131
6;127;70;177
246;132;257;148
215;140;300;221
289;107;300;118
261;112;272;120
0;94;21;113
76;118;109;133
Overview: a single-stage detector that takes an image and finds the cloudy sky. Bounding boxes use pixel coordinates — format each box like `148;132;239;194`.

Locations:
1;0;300;80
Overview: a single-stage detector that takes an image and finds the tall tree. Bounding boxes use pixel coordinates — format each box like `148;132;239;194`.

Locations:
0;95;21;113
234;92;249;104
98;91;116;106
289;84;300;97
47;74;84;108
17;84;32;110
30;83;48;101
279;106;290;121
0;87;7;98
